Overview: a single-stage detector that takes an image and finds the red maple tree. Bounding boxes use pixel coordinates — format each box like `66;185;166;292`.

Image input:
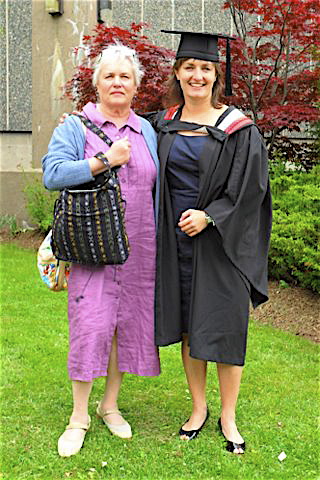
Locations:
63;22;175;113
222;0;320;149
64;6;319;155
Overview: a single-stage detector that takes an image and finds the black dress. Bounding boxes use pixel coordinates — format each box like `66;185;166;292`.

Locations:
166;134;207;332
150;106;271;366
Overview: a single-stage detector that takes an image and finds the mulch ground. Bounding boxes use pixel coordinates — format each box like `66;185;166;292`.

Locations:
1;228;319;344
252;281;319;343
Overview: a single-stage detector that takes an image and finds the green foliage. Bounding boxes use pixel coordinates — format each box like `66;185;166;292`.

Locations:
269;165;320;292
0;214;19;234
279;280;289;289
1;244;319;480
23;174;58;232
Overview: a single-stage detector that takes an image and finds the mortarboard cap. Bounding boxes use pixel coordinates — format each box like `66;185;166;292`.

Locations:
161;30;235;96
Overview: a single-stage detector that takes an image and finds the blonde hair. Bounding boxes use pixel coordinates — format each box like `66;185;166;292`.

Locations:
92;43;144;87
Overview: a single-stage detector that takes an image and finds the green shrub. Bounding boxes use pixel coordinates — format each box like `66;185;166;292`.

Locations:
0;214;19;234
23;174;58;233
269;165;320;292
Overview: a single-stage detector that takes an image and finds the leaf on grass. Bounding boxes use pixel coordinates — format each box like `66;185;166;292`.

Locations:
174;450;183;457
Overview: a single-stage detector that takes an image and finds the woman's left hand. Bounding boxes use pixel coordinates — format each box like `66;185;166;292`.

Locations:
178;209;208;237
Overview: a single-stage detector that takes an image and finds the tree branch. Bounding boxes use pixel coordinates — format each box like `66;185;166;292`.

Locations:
255;8;289;107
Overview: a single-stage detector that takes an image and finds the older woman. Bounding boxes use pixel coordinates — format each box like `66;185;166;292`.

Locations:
42;44;160;457
150;31;272;454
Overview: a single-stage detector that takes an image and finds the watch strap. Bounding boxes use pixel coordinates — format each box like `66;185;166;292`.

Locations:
94;151;111;173
204;212;214;225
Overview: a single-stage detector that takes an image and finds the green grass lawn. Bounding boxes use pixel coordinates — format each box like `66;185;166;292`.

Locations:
0;244;319;480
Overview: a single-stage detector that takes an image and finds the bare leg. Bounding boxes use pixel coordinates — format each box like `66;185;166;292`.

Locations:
57;380;92;456
216;363;244;453
70;381;93;423
180;334;208;438
99;333;124;425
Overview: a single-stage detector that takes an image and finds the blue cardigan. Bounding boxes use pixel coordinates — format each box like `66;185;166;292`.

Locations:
42;114;160;224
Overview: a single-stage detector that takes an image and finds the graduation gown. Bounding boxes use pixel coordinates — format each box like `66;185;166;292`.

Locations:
149;106;272;366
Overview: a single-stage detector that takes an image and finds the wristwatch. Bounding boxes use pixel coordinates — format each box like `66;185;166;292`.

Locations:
95;151;111;173
204;212;214;225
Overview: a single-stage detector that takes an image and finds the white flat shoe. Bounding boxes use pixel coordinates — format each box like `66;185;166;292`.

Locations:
96;402;132;439
58;416;91;457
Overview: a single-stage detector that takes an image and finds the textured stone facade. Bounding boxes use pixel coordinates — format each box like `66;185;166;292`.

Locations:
111;0;230;49
0;0;32;131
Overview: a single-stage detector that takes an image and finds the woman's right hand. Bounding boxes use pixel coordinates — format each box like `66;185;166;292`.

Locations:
59;113;69;124
58;111;80;125
106;137;131;168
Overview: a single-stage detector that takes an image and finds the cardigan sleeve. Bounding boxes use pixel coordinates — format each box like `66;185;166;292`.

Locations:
42;116;94;190
140;116;160;228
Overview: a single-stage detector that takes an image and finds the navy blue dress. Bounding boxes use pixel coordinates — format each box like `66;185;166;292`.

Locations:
166;134;207;333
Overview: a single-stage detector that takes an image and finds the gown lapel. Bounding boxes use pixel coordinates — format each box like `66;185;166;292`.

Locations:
158;119;231;209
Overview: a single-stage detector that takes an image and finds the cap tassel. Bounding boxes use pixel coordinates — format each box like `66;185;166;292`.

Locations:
225;38;232;96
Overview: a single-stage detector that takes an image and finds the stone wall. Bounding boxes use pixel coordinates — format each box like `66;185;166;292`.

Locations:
0;0;33;222
32;0;97;167
112;0;231;48
0;0;32;132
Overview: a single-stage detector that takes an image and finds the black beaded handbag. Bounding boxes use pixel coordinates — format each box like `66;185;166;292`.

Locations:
51;115;130;266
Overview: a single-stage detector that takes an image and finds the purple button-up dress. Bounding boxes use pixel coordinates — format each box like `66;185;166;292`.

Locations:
67;103;160;381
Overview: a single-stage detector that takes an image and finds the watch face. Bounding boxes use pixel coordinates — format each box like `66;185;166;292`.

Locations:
205;213;212;224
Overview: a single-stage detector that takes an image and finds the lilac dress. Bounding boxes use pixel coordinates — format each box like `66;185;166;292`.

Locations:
67;103;160;381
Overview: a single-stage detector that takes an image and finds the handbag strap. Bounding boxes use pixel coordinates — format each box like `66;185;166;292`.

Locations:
73;113;114;147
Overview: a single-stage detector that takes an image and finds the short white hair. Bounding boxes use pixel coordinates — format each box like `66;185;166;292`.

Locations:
92;43;144;87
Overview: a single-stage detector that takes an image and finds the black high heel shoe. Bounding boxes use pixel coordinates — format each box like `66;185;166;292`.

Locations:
218;418;246;454
179;408;210;440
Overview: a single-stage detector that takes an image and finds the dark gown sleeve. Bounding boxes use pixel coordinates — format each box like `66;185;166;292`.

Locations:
204;126;272;307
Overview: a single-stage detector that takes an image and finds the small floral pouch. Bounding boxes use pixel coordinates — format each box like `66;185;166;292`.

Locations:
37;230;70;291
